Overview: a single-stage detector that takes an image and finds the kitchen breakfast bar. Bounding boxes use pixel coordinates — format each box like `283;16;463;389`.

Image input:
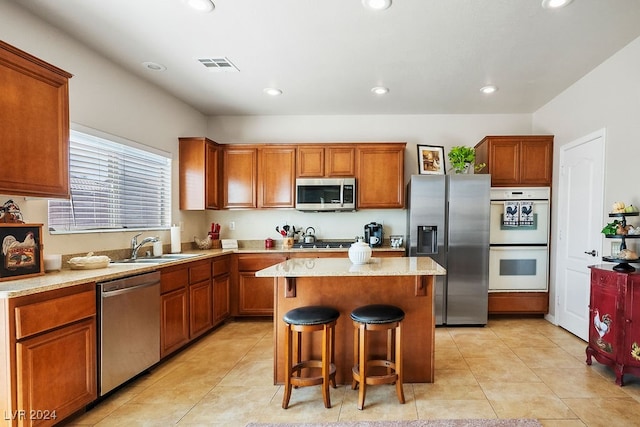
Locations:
256;257;446;385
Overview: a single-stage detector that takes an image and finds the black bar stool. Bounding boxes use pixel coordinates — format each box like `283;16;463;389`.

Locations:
350;304;405;410
282;305;340;409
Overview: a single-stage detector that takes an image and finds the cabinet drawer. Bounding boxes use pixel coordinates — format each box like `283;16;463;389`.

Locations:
161;267;189;293
15;290;96;340
238;254;286;271
213;256;231;276
591;268;618;289
189;259;211;283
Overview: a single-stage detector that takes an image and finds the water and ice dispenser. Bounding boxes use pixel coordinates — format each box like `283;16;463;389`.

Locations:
416;225;438;255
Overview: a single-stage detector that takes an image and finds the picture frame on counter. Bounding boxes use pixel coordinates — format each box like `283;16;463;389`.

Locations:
0;223;44;282
417;145;446;175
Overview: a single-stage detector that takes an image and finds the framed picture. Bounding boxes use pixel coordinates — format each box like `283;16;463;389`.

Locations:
417;145;446;175
0;223;44;282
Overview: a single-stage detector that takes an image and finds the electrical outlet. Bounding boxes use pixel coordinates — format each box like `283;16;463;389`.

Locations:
229;221;235;231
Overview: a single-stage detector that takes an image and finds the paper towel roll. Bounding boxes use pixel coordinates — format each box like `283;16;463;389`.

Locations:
171;225;181;253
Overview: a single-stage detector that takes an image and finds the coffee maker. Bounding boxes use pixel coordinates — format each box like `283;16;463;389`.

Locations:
364;222;383;247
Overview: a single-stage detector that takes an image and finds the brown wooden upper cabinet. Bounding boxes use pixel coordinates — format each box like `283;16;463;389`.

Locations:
474;135;553;187
356;143;406;209
0;41;72;198
179;137;221;210
223;145;296;209
223;146;257;208
297;145;355;177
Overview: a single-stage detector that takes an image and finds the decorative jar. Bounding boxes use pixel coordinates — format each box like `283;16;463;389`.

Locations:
348;239;372;265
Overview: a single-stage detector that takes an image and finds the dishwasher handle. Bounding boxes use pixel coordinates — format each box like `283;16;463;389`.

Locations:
100;280;159;298
98;271;161;297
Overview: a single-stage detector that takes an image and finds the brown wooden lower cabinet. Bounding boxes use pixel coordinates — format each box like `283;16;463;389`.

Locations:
213;255;231;326
160;258;214;358
233;254;286;317
1;283;97;427
160;287;190;357
488;292;549;314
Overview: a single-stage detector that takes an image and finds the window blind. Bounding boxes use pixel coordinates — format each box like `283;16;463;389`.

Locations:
48;129;172;233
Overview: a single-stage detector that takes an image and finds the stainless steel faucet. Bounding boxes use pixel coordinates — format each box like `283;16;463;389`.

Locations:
131;233;159;259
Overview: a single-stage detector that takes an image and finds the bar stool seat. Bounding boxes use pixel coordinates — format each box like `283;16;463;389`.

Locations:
282;305;340;409
351;304;405;410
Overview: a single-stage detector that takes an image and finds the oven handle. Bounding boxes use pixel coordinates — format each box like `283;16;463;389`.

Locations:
490;200;549;205
489;245;548;250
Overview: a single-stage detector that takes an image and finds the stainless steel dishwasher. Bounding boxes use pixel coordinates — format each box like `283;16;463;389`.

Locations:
97;270;161;396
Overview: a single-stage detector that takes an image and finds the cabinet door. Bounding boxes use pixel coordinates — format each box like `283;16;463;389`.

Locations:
488;140;520;186
205;142;220;209
297;146;325;177
178;137;221;210
624;275;640;368
356;144;405;209
160;287;189;357
258;146;296;208
520;138;553;186
589;269;620;360
16;318;96;427
189;280;213;338
326;146;355;176
223;147;257;208
213;273;230;325
238;273;274;316
0;41;72;198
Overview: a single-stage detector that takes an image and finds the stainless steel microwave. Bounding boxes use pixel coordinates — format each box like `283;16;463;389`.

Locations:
295;177;356;211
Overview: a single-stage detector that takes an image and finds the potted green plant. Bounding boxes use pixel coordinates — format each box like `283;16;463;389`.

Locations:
447;146;486;174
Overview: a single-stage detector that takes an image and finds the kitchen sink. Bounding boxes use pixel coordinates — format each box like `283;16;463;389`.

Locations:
112;253;202;264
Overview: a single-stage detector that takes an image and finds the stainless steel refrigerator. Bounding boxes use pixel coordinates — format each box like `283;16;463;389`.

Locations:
407;174;490;325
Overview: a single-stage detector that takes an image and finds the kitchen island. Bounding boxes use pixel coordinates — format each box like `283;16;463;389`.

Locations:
256;256;446;384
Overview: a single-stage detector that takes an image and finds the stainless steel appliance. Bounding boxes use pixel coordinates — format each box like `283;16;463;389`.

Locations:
407;174;490;325
295;177;356;211
97;271;161;396
489;187;550;292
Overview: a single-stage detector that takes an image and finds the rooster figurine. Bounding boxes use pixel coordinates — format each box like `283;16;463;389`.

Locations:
593;308;613;351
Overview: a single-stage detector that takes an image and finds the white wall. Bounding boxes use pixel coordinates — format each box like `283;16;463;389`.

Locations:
533;36;640;320
0;1;208;255
206;114;533;241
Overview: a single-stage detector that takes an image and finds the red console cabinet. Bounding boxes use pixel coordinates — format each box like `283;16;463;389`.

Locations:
586;265;640;385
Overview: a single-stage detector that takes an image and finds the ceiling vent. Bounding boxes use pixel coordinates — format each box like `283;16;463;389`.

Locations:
196;57;239;72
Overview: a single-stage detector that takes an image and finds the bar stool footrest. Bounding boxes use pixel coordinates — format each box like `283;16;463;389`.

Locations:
291;361;337;388
352;361;398;386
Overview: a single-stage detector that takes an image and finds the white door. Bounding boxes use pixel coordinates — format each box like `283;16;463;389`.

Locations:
555;129;605;340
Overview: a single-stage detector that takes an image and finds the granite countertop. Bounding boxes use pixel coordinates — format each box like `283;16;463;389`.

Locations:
0;250;234;298
255;256;446;277
0;243;407;298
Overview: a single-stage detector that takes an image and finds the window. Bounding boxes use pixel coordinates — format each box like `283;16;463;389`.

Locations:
48;127;172;233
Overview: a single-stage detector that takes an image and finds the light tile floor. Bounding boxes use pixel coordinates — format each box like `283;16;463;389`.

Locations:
67;317;640;427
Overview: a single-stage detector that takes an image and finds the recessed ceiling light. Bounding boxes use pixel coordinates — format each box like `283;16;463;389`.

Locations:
142;62;166;71
480;85;498;94
541;0;573;9
263;88;283;96
184;0;215;13
371;86;389;95
362;0;392;11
